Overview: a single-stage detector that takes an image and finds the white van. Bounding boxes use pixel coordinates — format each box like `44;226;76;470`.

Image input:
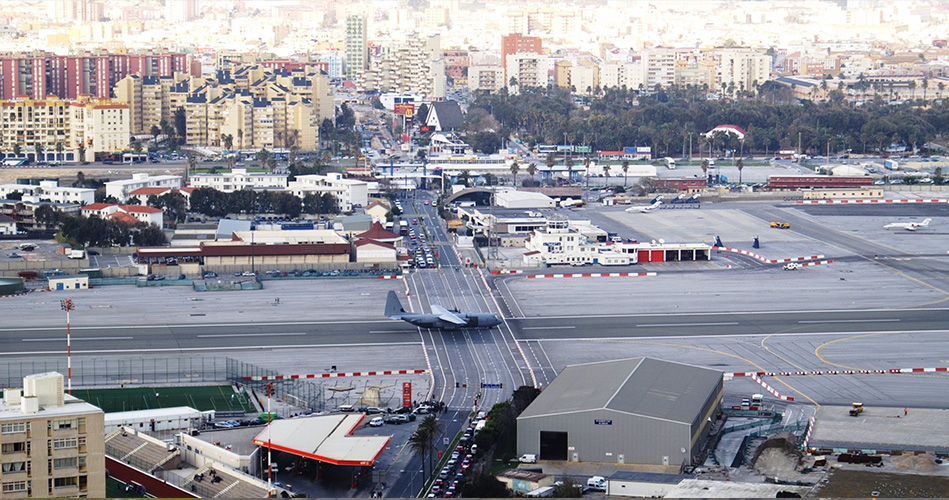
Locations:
368;416;384;427
518;454;537;464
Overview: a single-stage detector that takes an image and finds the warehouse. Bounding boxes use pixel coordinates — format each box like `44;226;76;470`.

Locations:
516;358;722;467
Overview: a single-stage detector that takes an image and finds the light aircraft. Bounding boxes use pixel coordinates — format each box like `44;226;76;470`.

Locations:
883;218;932;231
385;291;502;329
626;198;662;213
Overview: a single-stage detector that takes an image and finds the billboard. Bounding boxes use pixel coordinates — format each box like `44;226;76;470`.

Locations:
402;382;412;408
575;145;592;154
394;103;415;116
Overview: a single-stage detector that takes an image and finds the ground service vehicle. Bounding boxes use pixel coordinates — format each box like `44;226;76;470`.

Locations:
770;222;791;229
587;476;606;491
518;454;537;464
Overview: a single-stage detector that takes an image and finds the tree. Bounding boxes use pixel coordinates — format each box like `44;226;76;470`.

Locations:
78;144;86;162
736;158;744;184
12;143;20;156
34;142;44;163
621;160;630;186
74;171;86;188
553;477;584;498
408;429;431;480
565;157;574;183
464;474;510;498
583;157;592;189
174;107;187;143
418;416;442;475
222;133;233;151
256;148;271;167
150;125;161;146
526;162;537;182
603;163;611;181
545;152;555;183
55;141;64;160
509;159;520;188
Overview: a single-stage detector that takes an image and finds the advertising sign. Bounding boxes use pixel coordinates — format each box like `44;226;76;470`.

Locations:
394;103;415;116
402;382;411;408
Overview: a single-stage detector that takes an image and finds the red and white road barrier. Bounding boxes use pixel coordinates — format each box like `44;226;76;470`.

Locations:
726;366;949;378
713;246;824;265
526;272;656;279
750;373;795;401
378;275;402;279
243;369;428;381
800;259;834;267
801;415;816;450
491;269;524;275
796;199;949;204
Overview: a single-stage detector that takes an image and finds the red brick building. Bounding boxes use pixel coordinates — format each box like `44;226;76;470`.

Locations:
501;33;542;81
767;175;872;191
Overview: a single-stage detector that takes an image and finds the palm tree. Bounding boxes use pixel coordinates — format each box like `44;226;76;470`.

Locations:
545;152;555;183
237;128;244;150
526;162;537;183
34;142;44;163
187;155;196;182
736;158;744;184
621;160;630;187
12;143;20;157
565;158;575;184
419;416;442;474
509;159;520;188
583;157;591;189
408;429;430;479
55;142;64;162
938;82;945;100
222;133;233;151
77;144;86;162
701;159;709;183
603;164;611;181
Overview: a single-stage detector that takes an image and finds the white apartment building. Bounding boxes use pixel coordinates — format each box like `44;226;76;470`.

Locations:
505;53;549;92
641;48;679;89
0;181;95;205
718;48;771;94
468;65;505;93
599;61;644;90
0;372;106;498
80;203;164;227
288;173;368;212
105;173;183;202
188;169;288;193
357;34;447;100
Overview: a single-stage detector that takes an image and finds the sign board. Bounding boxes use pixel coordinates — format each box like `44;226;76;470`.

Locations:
394;103;415;116
575;145;592;153
403;382;412;408
420;126;431;132
594;419;613;425
557;145;572;152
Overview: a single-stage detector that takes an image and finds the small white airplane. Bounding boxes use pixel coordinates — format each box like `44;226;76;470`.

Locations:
883;218;932;231
626;199;662;213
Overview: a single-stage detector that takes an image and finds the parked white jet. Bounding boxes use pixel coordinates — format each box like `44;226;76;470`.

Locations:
883;218;932;231
625;199;662;213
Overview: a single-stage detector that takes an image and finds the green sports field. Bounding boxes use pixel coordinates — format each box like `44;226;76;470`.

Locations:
71;385;257;414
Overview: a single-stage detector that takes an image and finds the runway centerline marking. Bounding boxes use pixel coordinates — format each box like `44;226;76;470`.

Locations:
522;326;575;330
636;322;740;327
22;336;133;342
197;333;307;338
798;319;900;324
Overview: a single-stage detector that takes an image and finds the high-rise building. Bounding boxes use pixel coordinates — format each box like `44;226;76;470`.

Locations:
356;35;447;100
505;53;548;92
0;372;106;498
345;15;368;78
0;51;190;101
501;33;543;83
718;48;771;95
165;0;199;23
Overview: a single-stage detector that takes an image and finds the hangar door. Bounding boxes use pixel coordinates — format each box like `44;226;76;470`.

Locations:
539;431;568;461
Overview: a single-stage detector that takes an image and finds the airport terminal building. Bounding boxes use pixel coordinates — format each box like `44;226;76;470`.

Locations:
517;358;722;467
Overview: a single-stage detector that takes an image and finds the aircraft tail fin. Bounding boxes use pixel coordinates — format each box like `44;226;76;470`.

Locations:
385;291;406;319
921;218;932;226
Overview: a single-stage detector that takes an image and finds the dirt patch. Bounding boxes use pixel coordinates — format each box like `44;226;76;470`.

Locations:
890;453;941;473
814;468;949;497
752;432;803;476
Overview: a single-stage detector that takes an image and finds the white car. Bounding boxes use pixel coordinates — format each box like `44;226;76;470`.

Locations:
368;417;384;427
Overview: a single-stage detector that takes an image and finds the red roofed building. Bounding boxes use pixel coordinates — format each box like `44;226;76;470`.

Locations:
354;222;401;246
81;203;163;227
127;187;194;207
704;124;747;140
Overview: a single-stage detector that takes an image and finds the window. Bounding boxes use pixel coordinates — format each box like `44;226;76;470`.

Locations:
54;476;78;488
53;419;74;430
52;438;77;450
54;457;77;469
2;481;26;493
1;442;25;453
2;461;25;473
1;422;25;434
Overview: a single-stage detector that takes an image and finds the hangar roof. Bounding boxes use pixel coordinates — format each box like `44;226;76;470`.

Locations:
518;358;721;424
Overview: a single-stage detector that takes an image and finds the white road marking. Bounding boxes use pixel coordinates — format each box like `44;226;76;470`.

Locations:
522;326;575;330
798;319;900;324
197;333;307;338
0;342;424;356
636;322;740;327
22;336;133;342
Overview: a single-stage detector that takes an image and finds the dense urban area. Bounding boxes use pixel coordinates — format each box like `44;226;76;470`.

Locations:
1;0;949;499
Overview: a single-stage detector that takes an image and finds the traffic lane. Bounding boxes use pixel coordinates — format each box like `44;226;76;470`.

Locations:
0;321;421;354
509;309;949;339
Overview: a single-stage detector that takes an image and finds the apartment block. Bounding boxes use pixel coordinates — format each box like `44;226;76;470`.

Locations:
505;53;548;92
675;56;718;89
555;60;599;94
718;48;771;94
599;61;644;90
356;35;447;100
0;50;191;100
105;173;182;203
345;15;368;78
0;96;129;163
0;181;95;205
288;173;369;212
188;169;288;193
501;33;543;82
469;64;505;93
0;372;106;499
641;48;679;88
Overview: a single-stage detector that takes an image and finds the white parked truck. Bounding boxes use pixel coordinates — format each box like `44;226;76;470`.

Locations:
67;249;85;259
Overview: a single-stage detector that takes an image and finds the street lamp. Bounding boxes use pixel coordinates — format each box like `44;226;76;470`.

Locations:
60;299;73;394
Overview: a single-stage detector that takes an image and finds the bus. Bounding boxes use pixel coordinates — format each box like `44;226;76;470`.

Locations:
536;145;558;155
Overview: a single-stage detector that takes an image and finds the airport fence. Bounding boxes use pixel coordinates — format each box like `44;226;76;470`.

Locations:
0;356;228;389
226;358;325;414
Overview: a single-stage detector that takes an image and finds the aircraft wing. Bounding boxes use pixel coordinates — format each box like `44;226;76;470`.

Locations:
431;304;467;325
